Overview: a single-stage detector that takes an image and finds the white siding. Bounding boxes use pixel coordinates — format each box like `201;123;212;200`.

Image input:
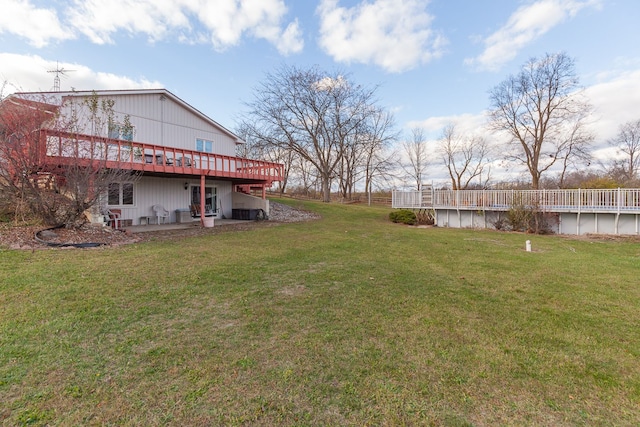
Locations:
60;92;238;157
433;209;640;236
107;177;233;225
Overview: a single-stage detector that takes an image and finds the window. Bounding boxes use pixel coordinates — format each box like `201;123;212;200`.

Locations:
108;122;135;141
108;182;135;206
196;138;213;153
122;183;134;204
108;123;119;140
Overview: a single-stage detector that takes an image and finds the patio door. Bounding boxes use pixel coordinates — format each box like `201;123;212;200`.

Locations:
191;185;217;215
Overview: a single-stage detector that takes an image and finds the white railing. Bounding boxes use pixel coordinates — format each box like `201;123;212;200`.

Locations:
392;188;640;214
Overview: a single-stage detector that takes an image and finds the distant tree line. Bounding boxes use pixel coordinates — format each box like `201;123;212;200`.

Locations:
240;55;640;198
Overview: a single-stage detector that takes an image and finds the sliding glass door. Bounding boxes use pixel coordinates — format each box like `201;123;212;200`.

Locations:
190;185;217;216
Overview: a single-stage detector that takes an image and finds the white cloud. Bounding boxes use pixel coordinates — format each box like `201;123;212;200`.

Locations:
407;113;488;139
0;0;302;54
317;0;446;73
274;20;304;55
585;67;640;145
0;53;161;94
66;0;192;44
0;0;74;47
66;0;303;54
465;0;601;71
195;0;303;54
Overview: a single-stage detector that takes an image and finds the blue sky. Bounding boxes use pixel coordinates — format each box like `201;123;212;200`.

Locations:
1;0;640;182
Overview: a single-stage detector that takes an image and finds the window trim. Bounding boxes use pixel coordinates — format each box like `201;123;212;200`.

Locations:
196;138;214;153
107;182;135;207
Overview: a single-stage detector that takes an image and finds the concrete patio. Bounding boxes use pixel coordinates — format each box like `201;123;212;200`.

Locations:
123;218;251;233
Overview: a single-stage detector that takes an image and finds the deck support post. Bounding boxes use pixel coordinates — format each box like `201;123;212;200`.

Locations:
577;188;581;235
615;187;621;234
200;174;206;227
456;190;461;227
482;189;487;229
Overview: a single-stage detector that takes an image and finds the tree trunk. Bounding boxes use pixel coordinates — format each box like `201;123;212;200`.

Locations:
321;175;331;202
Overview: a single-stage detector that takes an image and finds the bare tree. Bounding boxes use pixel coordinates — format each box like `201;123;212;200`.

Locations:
440;123;492;190
488;52;593;189
235;121;294;195
360;108;398;203
0;92;138;226
290;156;319;197
244;65;390;202
337;133;359;200
556;118;593;188
402;127;430;190
608;119;640;184
333;108;397;200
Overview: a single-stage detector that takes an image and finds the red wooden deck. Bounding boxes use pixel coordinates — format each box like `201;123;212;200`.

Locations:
38;130;283;186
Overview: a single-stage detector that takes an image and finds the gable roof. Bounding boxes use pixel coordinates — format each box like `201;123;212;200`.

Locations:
11;89;245;144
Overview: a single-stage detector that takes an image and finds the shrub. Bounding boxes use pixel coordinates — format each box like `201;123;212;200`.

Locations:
507;204;533;232
415;209;435;225
492;213;508;231
389;209;417;225
506;195;556;234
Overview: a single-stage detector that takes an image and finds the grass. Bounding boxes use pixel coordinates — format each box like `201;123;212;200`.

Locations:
1;199;639;426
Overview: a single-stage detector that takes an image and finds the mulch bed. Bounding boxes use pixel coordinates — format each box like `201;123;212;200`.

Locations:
0;202;321;250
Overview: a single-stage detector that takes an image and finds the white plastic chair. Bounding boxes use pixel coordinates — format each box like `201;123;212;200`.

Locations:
106;209;123;229
152;204;169;224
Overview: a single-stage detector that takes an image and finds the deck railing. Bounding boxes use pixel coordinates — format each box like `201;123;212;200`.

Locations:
40;130;283;183
393;188;640;214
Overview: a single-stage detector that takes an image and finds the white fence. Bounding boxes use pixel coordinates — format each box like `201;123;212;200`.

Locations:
393;188;640;214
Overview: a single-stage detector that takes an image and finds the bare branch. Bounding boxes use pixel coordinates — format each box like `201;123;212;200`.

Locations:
1;92;140;226
402;127;430;190
608;119;640;184
440;123;493;190
488;52;593;189
243;65;395;202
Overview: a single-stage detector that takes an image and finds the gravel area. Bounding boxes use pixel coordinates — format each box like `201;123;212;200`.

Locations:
267;201;320;222
0;202;320;250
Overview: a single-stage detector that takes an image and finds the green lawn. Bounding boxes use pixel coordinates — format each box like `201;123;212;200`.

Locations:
1;200;639;426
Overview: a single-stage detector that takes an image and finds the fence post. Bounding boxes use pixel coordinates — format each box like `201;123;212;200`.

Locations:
617;187;622;214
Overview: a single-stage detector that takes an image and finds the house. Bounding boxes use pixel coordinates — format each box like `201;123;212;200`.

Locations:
2;89;283;226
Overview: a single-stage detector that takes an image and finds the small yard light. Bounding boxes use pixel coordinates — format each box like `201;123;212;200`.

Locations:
184;182;189;190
